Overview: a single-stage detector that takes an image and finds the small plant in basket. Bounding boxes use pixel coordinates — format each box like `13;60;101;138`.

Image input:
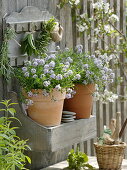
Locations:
15;53;78;126
94;112;126;170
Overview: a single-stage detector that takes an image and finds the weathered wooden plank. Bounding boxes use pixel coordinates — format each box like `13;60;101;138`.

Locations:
64;5;73;48
51;116;96;151
15;0;28;12
27;0;49;10
60;6;66;49
83;0;88;52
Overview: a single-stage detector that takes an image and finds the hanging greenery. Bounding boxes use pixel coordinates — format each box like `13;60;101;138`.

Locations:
21;32;37;56
0;27;15;81
35;18;56;56
20;18;56;57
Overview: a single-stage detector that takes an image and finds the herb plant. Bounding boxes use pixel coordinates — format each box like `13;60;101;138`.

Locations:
67;148;95;170
0;100;31;169
35;18;56;55
21;32;36;56
0;28;15;81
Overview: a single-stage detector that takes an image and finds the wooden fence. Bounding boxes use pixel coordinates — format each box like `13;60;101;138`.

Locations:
0;0;127;158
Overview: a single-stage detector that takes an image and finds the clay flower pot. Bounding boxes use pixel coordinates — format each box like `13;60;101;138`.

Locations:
64;84;95;119
26;89;66;126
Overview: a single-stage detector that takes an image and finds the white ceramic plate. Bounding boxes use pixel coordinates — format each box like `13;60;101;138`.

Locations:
62;111;76;115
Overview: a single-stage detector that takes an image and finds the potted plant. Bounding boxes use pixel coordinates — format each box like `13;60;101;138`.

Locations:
57;45;117;119
15;53;77;126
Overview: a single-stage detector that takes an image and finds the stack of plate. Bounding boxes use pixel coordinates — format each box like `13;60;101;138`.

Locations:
61;111;76;123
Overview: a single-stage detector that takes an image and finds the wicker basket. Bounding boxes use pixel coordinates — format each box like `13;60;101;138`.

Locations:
94;142;126;170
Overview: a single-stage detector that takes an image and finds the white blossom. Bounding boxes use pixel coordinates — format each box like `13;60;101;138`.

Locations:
109;14;119;22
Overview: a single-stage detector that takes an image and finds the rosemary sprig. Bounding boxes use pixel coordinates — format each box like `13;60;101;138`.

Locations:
0;27;15;81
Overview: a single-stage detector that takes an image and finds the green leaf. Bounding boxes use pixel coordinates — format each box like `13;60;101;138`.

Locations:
25;156;31;164
7;108;16;116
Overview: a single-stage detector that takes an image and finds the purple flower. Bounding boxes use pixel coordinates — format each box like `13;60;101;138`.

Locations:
64;73;68;78
65;47;69;51
65;62;70;66
33;74;38;78
49;70;54;74
67;57;73;63
63;65;69;69
110;73;115;78
44;69;49;74
76;44;83;54
66;93;72;99
56;74;63;80
33;61;38;66
42;89;49;96
49;54;56;59
75;74;81;80
43;81;50;87
31;68;36;74
103;67;108;72
76;44;83;50
40;74;45;78
56;46;60;51
102;75;107;80
44;64;49;69
22;67;27;72
50;74;56;79
38;59;45;65
91;55;95;59
67;70;73;75
49;61;55;68
24;72;29;77
83;64;89;69
86;70;91;75
55;84;61;91
67;88;73;93
27;91;33;97
24;60;31;66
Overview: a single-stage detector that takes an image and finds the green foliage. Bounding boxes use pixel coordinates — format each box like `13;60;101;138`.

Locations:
67;148;95;170
21;18;56;57
0;100;31;170
15;52;76;94
35;18;56;56
58;47;113;92
0;28;15;81
21;32;37;56
98;127;112;145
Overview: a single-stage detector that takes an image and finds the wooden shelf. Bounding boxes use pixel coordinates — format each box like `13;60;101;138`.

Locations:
10;91;96;152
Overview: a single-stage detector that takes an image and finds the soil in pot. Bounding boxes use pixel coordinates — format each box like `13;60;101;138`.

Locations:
64;84;95;119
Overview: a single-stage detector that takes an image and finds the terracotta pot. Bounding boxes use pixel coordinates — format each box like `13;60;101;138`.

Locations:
26;89;66;126
64;84;95;119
